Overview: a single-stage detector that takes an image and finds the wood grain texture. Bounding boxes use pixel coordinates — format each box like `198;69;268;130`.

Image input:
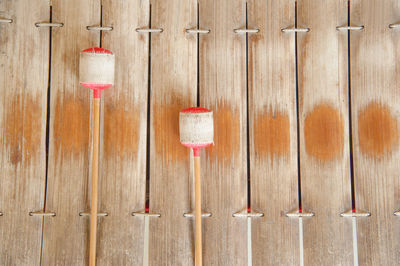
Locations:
247;0;299;265
0;1;49;264
297;0;353;264
41;0;100;264
148;0;197;264
199;0;248;264
350;0;400;264
96;0;149;264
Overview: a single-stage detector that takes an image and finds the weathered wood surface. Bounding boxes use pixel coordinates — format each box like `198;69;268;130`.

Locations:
350;0;400;264
247;0;299;265
96;1;149;265
0;0;49;264
148;0;197;264
199;0;248;264
41;0;100;264
297;0;353;264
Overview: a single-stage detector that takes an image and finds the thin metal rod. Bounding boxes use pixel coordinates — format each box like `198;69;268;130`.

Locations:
299;217;304;266
29;211;56;217
136;28;163;33
389;23;400;29
143;215;149;266
234;28;259;34
183;212;211;218
0;18;12;23
87;25;113;31
281;27;309;33
79;212;108;217
132;212;161;217
336;25;364;31
247;216;252;266
35;22;63;27
352;216;359;266
186;29;210;34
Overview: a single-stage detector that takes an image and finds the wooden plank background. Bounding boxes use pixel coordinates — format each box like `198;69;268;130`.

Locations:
247;0;299;265
351;0;400;264
297;0;353;265
1;0;400;265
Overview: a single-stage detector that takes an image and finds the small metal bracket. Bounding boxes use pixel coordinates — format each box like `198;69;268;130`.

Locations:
183;211;212;218
281;27;310;33
29;211;56;217
340;209;370;217
186;28;210;34
79;212;108;217
87;25;113;31
234;28;259;34
232;208;264;218
132;211;161;217
35;22;64;28
0;18;12;24
336;25;364;31
136;28;163;33
286;209;314;218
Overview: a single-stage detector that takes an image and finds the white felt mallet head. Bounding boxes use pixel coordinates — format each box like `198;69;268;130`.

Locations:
79;47;115;98
179;107;214;157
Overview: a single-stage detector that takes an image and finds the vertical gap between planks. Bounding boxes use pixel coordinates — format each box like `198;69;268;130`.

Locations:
40;5;54;266
100;4;103;48
294;1;302;212
346;1;359;264
145;4;152;214
294;1;304;265
245;1;251;213
197;1;200;107
346;0;356;212
245;2;252;266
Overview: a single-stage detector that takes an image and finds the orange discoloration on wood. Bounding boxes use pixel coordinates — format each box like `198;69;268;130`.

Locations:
358;102;398;158
53;96;89;157
304;104;344;161
153;103;187;162
206;102;240;160
254;109;290;158
4;95;42;165
103;102;139;158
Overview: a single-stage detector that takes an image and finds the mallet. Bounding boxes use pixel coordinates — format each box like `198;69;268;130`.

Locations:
79;47;115;266
179;107;214;266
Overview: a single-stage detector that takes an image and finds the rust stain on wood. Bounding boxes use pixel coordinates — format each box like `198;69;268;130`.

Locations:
254;109;290;158
103;102;139;158
358;102;398;158
53;96;89;157
153;103;187;162
304;104;344;161
206;102;240;160
4;95;42;165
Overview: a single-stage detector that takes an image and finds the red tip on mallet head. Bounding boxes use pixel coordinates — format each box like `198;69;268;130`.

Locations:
179;107;214;157
79;47;115;98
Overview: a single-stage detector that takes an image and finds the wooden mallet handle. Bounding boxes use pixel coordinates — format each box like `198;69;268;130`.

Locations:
194;154;202;266
89;98;100;266
79;47;115;266
179;107;214;266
